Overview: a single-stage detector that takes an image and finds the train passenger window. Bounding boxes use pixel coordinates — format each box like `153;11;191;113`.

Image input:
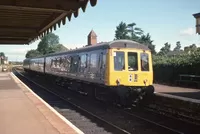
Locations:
100;52;106;69
114;51;125;71
102;54;106;68
50;59;54;68
70;55;79;73
141;53;149;71
128;52;138;71
90;53;97;68
86;54;88;68
81;55;87;68
59;57;62;66
64;56;71;71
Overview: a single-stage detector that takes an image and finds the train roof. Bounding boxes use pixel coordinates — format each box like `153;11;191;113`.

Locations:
25;40;150;60
46;39;150;57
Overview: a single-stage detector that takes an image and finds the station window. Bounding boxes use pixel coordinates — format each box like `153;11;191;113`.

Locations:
128;52;138;71
140;53;149;71
114;51;125;71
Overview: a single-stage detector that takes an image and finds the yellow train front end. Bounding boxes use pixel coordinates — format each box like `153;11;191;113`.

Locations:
105;47;154;104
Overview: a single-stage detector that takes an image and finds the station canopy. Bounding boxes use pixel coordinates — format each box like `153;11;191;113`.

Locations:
0;0;97;45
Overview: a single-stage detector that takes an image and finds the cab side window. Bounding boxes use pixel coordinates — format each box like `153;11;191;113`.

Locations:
100;52;106;69
140;53;149;71
114;51;125;71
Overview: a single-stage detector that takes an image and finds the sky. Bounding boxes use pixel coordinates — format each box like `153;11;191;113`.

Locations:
1;0;200;61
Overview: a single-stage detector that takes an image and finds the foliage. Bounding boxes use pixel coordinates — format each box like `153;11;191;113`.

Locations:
173;41;181;51
184;44;197;52
114;22;130;40
153;49;200;84
157;42;171;55
138;33;156;54
37;32;60;55
0;52;6;64
25;50;42;58
127;22;143;41
114;21;156;54
46;44;69;54
25;32;68;58
0;52;5;58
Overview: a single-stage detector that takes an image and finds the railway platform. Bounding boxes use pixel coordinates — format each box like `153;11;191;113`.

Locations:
0;72;83;134
154;83;200;103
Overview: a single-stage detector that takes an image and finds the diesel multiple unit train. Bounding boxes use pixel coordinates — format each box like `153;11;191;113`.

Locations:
23;40;155;105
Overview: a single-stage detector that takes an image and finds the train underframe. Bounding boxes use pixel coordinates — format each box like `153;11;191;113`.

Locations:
24;69;155;107
51;75;155;107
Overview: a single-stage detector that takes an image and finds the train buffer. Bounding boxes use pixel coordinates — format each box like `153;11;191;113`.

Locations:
0;72;82;134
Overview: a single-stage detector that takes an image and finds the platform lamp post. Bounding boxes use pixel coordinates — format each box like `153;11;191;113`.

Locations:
193;12;200;35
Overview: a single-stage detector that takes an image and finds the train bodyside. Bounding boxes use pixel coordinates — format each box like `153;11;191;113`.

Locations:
23;57;45;74
43;40;154;101
23;58;31;72
23;40;154;104
44;48;107;85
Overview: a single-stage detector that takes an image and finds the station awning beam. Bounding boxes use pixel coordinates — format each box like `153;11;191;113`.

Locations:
0;0;98;45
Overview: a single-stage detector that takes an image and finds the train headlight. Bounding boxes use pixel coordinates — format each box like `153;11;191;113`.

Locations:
116;78;121;85
143;79;148;85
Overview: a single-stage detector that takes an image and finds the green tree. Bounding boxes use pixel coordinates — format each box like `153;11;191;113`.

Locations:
37;32;59;54
138;33;156;54
114;21;129;40
0;52;5;64
114;22;156;54
184;44;197;53
114;21;144;41
173;41;181;51
47;44;68;54
0;52;5;58
127;22;143;41
53;44;68;52
158;42;171;55
25;50;42;58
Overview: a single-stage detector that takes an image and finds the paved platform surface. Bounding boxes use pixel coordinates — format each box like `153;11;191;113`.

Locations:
0;72;80;134
154;84;200;100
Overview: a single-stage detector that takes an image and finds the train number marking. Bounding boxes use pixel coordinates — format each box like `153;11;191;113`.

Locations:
134;74;138;82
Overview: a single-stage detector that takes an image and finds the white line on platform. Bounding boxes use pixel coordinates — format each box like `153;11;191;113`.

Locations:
10;72;84;134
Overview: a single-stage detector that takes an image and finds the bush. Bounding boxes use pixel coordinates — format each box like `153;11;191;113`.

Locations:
153;50;200;84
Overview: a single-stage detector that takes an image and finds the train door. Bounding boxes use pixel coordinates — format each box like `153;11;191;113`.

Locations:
99;50;106;81
88;52;98;79
139;52;153;86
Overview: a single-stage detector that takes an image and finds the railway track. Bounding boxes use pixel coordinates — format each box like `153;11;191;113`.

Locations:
13;69;129;134
13;67;200;134
144;101;200;126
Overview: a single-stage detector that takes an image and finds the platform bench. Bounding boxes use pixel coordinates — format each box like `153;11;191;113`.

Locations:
175;74;200;88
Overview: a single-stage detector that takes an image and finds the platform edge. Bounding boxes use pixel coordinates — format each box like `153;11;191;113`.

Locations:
10;72;84;134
